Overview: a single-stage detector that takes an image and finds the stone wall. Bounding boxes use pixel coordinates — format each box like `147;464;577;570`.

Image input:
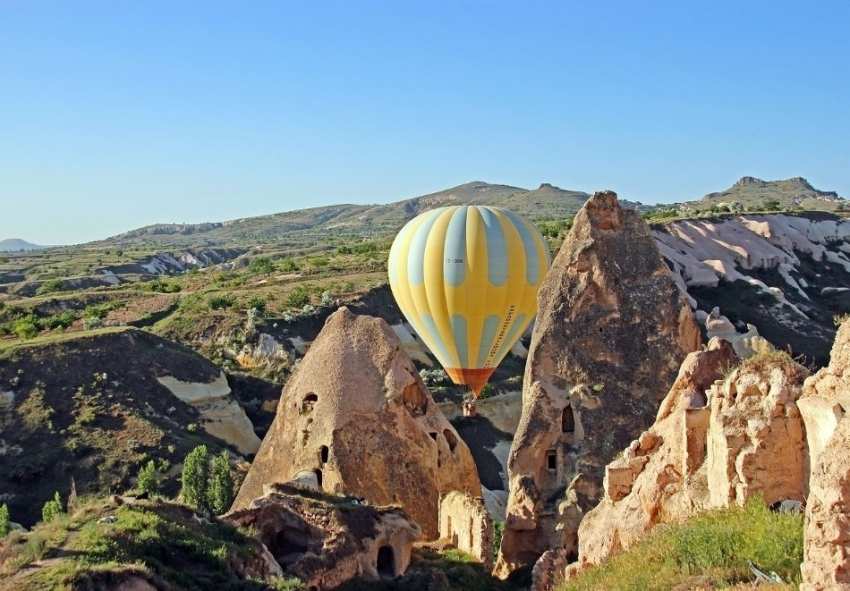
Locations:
439;491;494;570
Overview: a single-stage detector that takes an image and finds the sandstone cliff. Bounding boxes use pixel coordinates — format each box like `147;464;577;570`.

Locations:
496;191;701;576
232;307;481;538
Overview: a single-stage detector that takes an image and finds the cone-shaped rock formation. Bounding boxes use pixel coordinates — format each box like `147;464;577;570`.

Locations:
232;307;481;538
496;191;702;576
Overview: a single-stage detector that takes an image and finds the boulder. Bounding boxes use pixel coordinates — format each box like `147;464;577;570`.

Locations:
495;191;701;576
232;307;481;538
225;483;422;590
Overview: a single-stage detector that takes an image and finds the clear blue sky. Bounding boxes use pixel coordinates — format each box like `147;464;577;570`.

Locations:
2;1;849;245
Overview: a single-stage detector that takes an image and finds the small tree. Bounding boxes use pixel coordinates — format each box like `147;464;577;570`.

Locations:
41;491;63;523
138;459;159;495
0;503;9;537
207;451;234;515
181;445;210;511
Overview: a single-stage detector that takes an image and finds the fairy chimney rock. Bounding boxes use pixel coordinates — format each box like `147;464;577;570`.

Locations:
495;191;701;577
232;307;481;538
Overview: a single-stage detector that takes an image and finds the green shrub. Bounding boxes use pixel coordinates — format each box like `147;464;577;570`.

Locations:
286;286;311;309
246;295;267;315
249;257;275;274
42;310;77;330
492;521;504;564
41;491;64;523
181;445;210;511
146;279;181;293
0;503;9;537
36;279;64;295
83;303;112;320
207;451;234;515
13;316;39;339
137;459;159;495
279;258;299;272
207;294;235;310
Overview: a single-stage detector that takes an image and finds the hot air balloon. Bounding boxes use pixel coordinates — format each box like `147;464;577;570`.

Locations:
388;205;550;399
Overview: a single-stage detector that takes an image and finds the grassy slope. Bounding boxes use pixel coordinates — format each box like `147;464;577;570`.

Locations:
0;497;292;591
560;500;803;591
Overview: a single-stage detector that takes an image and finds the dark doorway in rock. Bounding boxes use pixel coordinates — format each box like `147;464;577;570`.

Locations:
302;392;318;413
269;529;308;564
546;449;557;472
429;432;438;441
313;468;323;489
443;429;458;453
319;445;329;464
562;405;575;434
377;545;395;577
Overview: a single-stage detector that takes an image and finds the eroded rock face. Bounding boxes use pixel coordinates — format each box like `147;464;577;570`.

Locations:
706;351;809;508
156;371;261;455
571;339;737;572
654;213;850;365
495;192;702;577
800;319;850;590
225;483;422;590
232;307;481;538
549;341;808;589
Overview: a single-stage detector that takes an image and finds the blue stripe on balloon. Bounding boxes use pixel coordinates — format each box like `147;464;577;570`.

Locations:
479;207;508;286
420;313;452;366
407;208;444;286
451;314;469;367
476;315;501;367
502;209;540;284
443;207;468;286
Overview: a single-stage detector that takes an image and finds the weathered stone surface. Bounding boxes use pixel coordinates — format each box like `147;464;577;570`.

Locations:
569;339;737;573
706;350;809;508
439;491;494;570
156;371;261;455
232;307;481;538
495;192;701;577
551;341;808;589
226;483;421;590
800;318;850;470
801;319;850;590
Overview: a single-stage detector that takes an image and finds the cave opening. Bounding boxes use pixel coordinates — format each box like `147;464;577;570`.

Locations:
562;405;575;434
443;429;458;453
301;392;318;413
377;545;395;577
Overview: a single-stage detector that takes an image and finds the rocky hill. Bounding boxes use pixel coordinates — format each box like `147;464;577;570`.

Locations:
683;176;846;213
0;239;45;252
0;328;260;526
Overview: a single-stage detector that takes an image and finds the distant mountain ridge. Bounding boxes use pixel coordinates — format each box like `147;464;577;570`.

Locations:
0;238;46;252
687;176;845;212
94;176;845;248
97;181;638;248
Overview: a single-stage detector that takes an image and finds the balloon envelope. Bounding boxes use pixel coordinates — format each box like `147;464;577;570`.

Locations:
388;206;550;396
